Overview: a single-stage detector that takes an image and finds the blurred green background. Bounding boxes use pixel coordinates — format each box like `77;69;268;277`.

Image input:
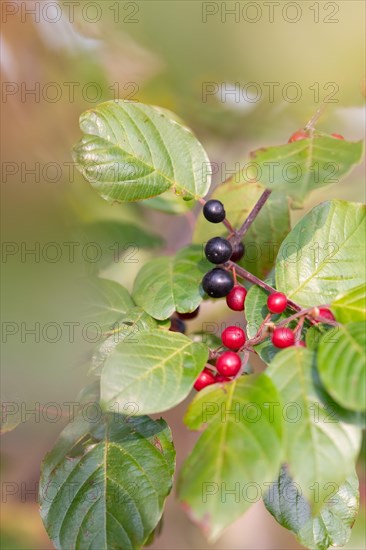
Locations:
1;0;365;548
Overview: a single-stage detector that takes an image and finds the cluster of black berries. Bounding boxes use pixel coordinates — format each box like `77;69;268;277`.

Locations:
201;200;245;298
175;198;337;392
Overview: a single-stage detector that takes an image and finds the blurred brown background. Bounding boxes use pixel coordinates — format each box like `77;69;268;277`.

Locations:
1;1;365;548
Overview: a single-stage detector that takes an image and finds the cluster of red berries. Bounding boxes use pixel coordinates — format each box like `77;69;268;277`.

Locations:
194;325;246;390
266;292;294;348
288;130;345;143
266;293;335;348
194;287;335;391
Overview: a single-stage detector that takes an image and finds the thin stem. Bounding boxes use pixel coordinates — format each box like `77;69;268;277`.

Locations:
258;312;272;334
236;189;272;239
276;306;339;328
294;316;305;339
304;104;327;131
241;313;272;350
226;261;302;312
276;307;314;327
222;218;237;234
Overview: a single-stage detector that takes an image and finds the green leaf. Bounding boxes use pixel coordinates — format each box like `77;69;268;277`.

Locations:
250;134;363;203
142;190;195;214
81;277;135;335
177;374;283;540
91;307;159;375
40;409;175;550
189;331;222;349
264;466;359;550
193;181;290;278
132;245;210;320
276;200;366;306
73;100;211;202
267;348;362;510
318;323;366;411
331;284;366;324
306;324;334;351
313;367;366;428
100;329;208;415
245;282;273;340
83;220;163;271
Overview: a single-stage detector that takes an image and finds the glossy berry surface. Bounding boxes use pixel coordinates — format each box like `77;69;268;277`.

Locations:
288;130;309;143
230;242;245;262
202;268;234;298
194;368;216;391
331;133;344;140
297;340;306;347
205;237;232;264
169;317;186;334
272;327;295;348
203;200;226;223
267;292;288;314
216;351;241;377
317;308;336;322
177;307;200;320
221;326;246;350
226;285;247;311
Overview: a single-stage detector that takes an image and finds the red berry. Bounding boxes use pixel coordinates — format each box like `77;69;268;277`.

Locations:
215;374;232;383
226;285;247;311
272;327;295;348
221;326;246;350
194;368;216;391
216;351;241;377
331;133;344;140
267;292;288;314
288;130;309;143
317;308;335;322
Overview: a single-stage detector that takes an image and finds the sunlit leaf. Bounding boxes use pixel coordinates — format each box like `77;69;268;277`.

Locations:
276;200;365;306
101;329;208;414
73;101;211;202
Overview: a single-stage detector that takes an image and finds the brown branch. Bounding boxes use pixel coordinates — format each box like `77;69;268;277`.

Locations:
235;189;272;239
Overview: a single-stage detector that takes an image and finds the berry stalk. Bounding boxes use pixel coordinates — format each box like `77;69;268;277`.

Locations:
226;261;302;312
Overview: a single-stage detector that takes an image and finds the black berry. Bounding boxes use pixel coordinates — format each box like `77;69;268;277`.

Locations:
169;317;186;334
177;307;200;320
203;200;226;223
230;242;245;262
205;237;232;264
202;268;234;298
